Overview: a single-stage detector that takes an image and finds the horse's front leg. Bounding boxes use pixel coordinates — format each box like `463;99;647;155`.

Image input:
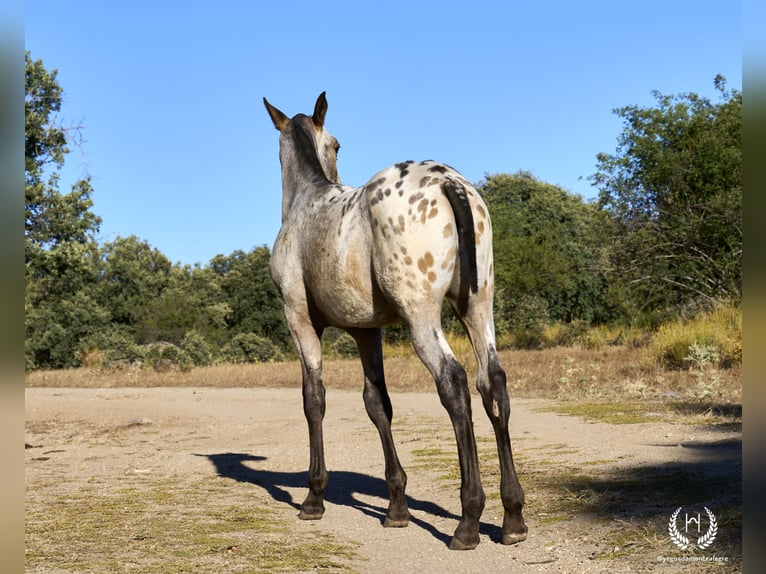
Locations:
286;308;328;520
299;358;328;519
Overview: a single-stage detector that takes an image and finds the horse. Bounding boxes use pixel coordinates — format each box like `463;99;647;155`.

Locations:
263;92;527;550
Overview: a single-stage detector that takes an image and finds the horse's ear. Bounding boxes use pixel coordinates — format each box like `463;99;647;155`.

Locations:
312;92;328;127
263;97;289;132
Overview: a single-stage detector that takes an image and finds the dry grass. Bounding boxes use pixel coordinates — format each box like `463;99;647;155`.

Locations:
26;474;361;573
26;344;741;411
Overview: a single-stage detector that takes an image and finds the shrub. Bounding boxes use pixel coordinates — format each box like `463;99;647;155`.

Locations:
221;333;284;364
576;324;624;351
506;295;550;349
144;342;192;372
180;330;215;367
648;302;741;369
559;320;590;347
541;322;565;348
331;333;358;358
76;328;144;369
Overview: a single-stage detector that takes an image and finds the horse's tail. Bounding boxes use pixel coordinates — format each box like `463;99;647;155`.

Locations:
441;180;478;316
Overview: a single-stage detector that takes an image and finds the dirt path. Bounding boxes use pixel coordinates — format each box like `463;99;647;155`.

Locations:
25;387;741;573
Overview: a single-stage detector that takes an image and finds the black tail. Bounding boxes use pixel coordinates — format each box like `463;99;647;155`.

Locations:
442;180;478;316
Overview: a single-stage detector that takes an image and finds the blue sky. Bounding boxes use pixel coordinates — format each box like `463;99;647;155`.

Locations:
25;0;742;266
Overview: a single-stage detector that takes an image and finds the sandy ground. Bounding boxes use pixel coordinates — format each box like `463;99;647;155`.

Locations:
25;387;741;573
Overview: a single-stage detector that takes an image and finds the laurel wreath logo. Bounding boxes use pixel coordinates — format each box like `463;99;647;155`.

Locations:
697;507;718;549
668;506;718;550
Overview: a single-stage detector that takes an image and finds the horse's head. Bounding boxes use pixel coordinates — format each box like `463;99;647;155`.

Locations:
263;92;341;185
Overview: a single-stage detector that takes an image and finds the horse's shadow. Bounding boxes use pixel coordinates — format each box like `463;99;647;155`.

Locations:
197;452;503;547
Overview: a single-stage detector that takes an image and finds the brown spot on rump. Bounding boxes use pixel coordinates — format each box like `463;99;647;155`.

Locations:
440;245;457;269
366;177;386;193
421;279;432;292
400;246;408;255
477;204;487;219
428;164;448;174
388;215;405;235
369;188;385;206
428;207;439;219
395;160;413;178
408;191;425;205
442;222;453;238
417;198;429;222
395;180;403;189
476;219;485;244
404;256;413;265
427;271;437;283
417;251;435;274
419;176;433;188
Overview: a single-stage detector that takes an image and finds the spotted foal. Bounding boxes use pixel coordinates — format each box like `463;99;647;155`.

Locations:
263;92;527;550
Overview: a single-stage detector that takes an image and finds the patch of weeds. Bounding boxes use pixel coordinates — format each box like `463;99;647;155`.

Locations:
591;519;666;560
535;513;572;525
539;400;741;427
542;402;665;424
410;446;461;483
26;476;359;573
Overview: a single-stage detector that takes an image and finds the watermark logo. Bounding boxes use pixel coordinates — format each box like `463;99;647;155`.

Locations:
667;506;718;550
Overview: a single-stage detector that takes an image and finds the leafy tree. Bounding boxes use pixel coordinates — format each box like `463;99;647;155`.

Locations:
25;52;100;261
210;247;291;351
479;172;614;334
97;235;173;328
135;264;229;347
25;52;105;369
592;77;742;315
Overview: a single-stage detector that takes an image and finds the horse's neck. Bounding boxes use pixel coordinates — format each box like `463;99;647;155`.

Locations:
279;148;317;221
281;170;336;222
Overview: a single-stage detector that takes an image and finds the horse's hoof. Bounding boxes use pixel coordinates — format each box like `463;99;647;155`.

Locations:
502;530;528;545
298;509;324;520
449;536;479;551
383;516;409;528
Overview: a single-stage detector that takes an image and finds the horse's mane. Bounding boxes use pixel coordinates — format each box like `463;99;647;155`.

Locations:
289;116;332;186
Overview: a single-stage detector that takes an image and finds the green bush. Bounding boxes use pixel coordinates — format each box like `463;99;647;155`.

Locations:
221;333;284;364
181;329;215;367
506;295;550;349
144;342;192;372
76;328;144;369
331;333;358;358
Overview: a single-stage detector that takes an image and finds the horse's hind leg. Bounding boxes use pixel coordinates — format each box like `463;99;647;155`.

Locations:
408;319;485;550
457;301;528;545
349;328;410;527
